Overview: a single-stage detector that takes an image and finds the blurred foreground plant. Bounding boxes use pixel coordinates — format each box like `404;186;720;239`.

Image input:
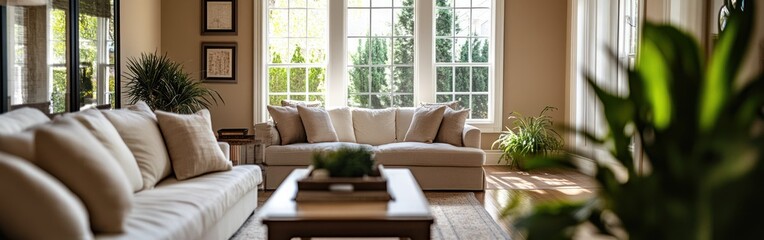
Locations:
508;2;764;239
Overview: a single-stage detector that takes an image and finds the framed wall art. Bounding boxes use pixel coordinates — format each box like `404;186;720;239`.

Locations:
202;42;237;83
202;0;237;35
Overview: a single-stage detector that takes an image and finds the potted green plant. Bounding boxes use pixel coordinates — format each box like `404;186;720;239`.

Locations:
312;146;376;178
509;2;764;239
492;106;563;169
124;52;224;114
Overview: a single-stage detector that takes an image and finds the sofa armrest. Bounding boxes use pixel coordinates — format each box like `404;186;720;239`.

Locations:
217;142;230;160
255;121;281;147
462;124;481;148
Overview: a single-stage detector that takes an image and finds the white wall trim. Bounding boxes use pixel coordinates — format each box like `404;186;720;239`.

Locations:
253;0;264;125
483;150;504;165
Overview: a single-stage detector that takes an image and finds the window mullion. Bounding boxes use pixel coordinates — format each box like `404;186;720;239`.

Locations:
326;0;346;107
415;0;435;104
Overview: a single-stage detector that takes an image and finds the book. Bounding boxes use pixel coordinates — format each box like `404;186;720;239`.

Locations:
294;190;393;202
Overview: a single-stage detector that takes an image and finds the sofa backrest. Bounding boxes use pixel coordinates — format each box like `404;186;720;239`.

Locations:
395;107;416;141
0;108;51;135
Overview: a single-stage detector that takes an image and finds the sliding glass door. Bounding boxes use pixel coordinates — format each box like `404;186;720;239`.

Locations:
0;0;119;115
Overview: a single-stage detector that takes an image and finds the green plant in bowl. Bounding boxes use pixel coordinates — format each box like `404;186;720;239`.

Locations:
312;146;375;178
492;106;563;169
509;2;764;239
124;51;224;114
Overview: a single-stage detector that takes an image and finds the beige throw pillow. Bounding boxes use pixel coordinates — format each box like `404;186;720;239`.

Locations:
435;108;470;146
327;107;356;142
0;107;50;135
67;109;144;192
297;105;339;143
420;101;459;110
0;129;36;161
35;118;133;233
102;109;172;190
404;106;447;143
281;99;322;108
267;106;307;145
155;110;232;180
0;152;92;240
353;108;397;145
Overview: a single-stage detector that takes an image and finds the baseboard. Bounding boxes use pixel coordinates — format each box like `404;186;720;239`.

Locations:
483;150;504;165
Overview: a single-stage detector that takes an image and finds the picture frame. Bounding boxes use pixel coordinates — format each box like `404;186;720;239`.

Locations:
201;0;237;35
201;42;237;83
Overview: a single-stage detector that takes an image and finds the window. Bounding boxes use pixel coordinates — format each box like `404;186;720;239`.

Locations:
260;0;502;126
434;0;491;119
265;0;327;106
346;0;414;108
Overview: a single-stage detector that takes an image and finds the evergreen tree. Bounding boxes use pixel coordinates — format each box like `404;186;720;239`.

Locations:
392;0;415;106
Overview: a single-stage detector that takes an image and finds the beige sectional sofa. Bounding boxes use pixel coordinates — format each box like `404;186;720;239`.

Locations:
256;107;485;190
0;107;261;240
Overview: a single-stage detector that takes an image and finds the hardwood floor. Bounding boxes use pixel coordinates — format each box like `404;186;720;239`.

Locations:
471;166;598;238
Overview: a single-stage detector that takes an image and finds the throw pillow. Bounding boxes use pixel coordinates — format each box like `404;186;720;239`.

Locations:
0;128;37;161
66;109;144;192
281;99;322;108
126;101;156;120
267;105;307;145
420;101;459;110
0;152;92;240
352;108;397;145
327;107;356;142
435;108;470;146
102;109;172;190
0;107;50;135
35;118;133;233
297;105;339;143
404;106;447;143
155;110;232;180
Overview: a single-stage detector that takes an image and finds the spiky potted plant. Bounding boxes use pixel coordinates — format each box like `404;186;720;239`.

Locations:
508;2;764;239
124;52;223;114
492;106;563;169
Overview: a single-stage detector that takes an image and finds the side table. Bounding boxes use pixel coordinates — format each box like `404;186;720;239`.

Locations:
216;136;260;166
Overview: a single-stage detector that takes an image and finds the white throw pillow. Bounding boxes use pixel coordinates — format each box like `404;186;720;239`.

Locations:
404;106;447;143
35;118;133;233
66;109;144;192
102;109;172;190
352;108;397;145
155;110;232;180
0;108;50;135
0;152;92;240
297;105;339;143
327;107;356;142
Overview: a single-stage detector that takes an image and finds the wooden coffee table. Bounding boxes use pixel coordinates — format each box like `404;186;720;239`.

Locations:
258;168;434;240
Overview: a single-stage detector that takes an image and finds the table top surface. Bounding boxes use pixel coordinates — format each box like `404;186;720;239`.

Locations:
258;168;433;221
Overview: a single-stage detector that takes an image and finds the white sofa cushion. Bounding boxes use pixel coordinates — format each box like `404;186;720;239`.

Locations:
265;142;373;165
327;107;356;142
105;166;261;240
0;108;49;135
0;127;37;161
35;118;133;233
102;109;172;190
374;142;485;167
0;152;92;240
395;107;416;142
67;109;144;192
155;110;232;180
298;105;339;143
404;106;446;143
353;108;396;145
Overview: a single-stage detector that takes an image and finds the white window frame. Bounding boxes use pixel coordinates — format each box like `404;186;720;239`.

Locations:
255;0;504;132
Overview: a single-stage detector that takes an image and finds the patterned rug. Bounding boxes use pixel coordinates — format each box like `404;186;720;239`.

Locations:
230;192;511;240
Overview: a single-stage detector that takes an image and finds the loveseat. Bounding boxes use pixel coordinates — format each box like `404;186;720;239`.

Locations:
0;106;261;240
255;106;485;190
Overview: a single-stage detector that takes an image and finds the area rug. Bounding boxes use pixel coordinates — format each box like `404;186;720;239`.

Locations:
230;192;511;240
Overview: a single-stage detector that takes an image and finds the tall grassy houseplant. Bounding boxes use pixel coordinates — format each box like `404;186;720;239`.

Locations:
511;2;764;239
492;107;563;169
124;52;223;114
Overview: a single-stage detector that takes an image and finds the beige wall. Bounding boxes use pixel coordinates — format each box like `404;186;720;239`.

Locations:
482;0;569;149
120;0;162;108
156;0;570;147
161;0;254;133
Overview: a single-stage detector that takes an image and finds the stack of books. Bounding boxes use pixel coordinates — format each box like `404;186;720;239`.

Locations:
217;128;253;139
